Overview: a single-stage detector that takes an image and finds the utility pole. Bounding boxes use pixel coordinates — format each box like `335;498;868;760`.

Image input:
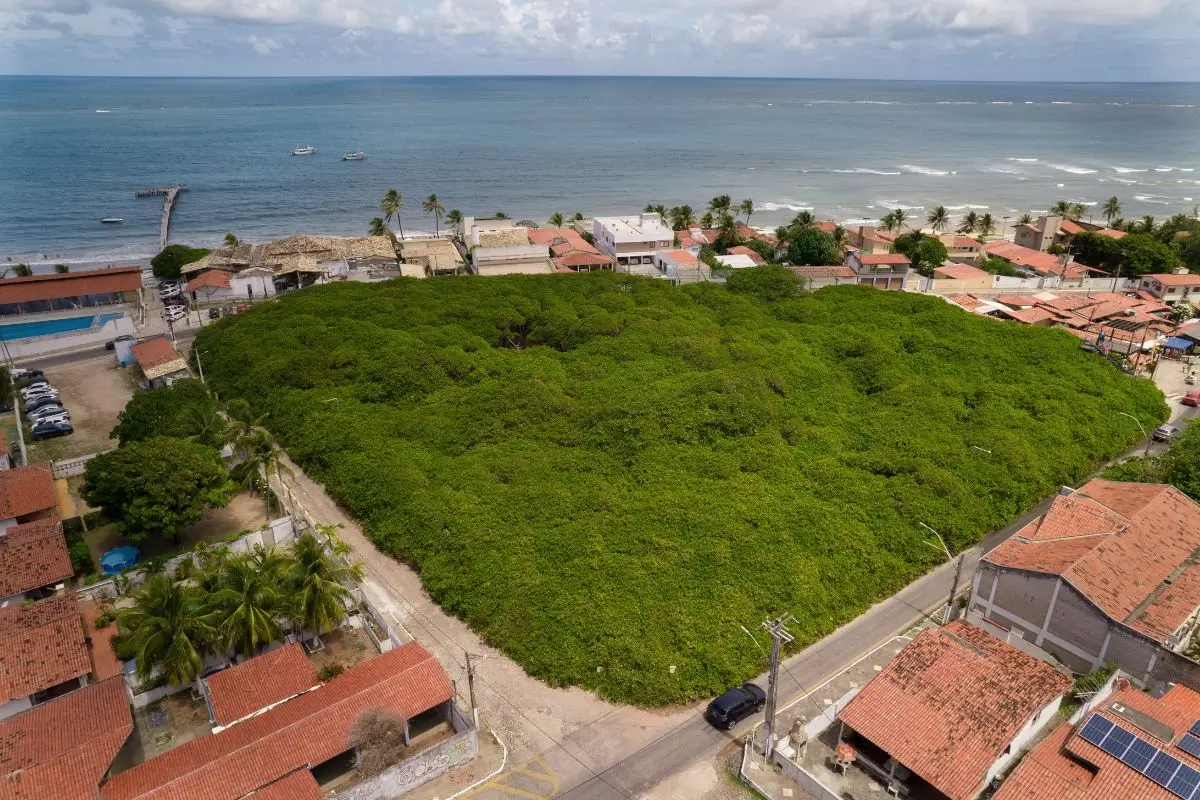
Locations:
760;615;795;758
920;522;960;624
465;652;478;723
194;348;206;384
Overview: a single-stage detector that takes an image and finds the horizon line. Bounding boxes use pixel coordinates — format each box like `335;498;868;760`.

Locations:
3;74;1200;85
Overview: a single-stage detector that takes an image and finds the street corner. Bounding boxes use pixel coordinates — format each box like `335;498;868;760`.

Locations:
461;756;560;800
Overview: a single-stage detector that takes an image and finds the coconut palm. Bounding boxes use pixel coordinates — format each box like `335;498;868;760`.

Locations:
1050;200;1086;221
926;206;950;233
976;213;997;242
700;212;714;228
880;208;906;233
669;205;697;231
226;398;267;442
421;194;445;237
548;212;565;227
831;225;849;251
1016;213;1033;226
213;551;288;658
287;532;364;644
236;428;293;515
708;195;733;219
1102;197;1121;225
118;574;218;687
53;264;69;274
187;404;234;450
957;211;980;235
790;210;815;230
643;203;667;219
368;217;387;237
739;199;755;225
12;263;31;277
380;189;404;239
572;212;584;222
1139;215;1156;235
223;233;240;248
446;209;463;237
773;226;791;260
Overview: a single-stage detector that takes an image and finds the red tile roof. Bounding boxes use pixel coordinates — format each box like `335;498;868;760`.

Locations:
736;223;777;244
131;337;183;372
241;769;322;800
984;480;1200;642
1144;272;1200;287
0;593;90;705
838;621;1070;800
952;236;982;249
673;229;721;250
0;677;133;800
726;246;765;265
994;294;1038;307
184;270;232;292
996;683;1200;800
0;517;72;598
995;306;1056;325
790;265;857;280
933;264;992;281
856;253;910;266
205;644;318;727
102;642;453;800
526;228;613;270
1058;219;1087;236
0;463;57;521
944;293;988;312
659;249;700;268
0;267;142;306
983;241;1067;277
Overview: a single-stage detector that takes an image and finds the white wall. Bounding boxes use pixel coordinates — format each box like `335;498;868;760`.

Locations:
9;316;136;361
231;273;277;300
0;696;33;720
982;696;1063;791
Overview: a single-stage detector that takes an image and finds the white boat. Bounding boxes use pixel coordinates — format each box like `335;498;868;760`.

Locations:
291;145;316;156
342;151;366;161
100;218;124;224
95;109;111;113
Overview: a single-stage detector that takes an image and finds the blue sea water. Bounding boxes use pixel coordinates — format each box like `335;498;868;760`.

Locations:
0;77;1198;265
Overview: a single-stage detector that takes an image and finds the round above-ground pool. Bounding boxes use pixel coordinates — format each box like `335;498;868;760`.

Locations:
100;545;140;574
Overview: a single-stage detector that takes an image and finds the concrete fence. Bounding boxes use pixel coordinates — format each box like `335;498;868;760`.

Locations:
52;451;107;479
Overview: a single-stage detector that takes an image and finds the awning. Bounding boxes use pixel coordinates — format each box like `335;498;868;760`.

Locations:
1164;336;1195;350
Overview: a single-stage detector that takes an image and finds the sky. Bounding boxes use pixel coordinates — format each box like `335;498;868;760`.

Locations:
1;0;1198;80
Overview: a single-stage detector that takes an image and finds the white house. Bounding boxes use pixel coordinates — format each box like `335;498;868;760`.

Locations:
593;213;675;268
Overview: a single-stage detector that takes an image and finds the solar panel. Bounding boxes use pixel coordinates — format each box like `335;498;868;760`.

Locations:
1168;765;1200;799
1179;735;1200;760
1148;751;1184;788
1102;726;1136;759
1190;720;1200;738
1080;714;1115;746
1126;738;1158;772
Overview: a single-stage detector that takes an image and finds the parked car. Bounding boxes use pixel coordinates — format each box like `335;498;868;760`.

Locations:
25;395;62;413
163;296;188;308
1153;424;1182;442
1183;391;1200;408
705;682;766;730
105;334;136;351
23;391;60;407
31;411;70;426
159;283;182;299
28;404;68;420
208;307;222;320
31;421;73;440
162;305;187;322
10;368;44;380
19;381;52;397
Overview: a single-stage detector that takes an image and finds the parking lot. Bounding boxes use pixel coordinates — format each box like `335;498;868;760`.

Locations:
22;354;136;462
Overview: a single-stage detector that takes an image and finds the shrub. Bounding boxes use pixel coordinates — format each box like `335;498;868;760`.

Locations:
94;610;117;629
318;662;345;681
66;533;95;575
348;707;408;777
151;244;210;280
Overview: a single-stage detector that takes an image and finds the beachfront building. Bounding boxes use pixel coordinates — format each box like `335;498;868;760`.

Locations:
181;234;395;294
1139;270;1200;305
526;228;615;272
467;222;553;276
982;241;1098;283
593;213;674;268
131;337;190;389
848;226;897;255
397;238;462;276
0;266;141;358
844;252;913;290
790;265;858;290
649;249;713;284
1015;215;1126;252
942;234;983;263
932;263;995;291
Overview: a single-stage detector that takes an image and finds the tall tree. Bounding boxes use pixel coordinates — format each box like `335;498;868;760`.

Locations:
111;378;216;444
708;195;732;219
830;225;849;252
235;428;294;515
213;551;287;657
1139;215;1156;235
669;205;697;231
643;203;667;218
789;210;815;231
880;208;906;233
1016;213;1034;226
739;199;755;226
548;212;565;228
380;190;404;239
223;233;240;248
926;206;950;233
1051;201;1086;221
494;211;508;219
422;194;445;237
957;211;980;234
976;213;997;242
287;531;364;644
446;209;463;237
787;227;838;266
572;212;585;222
1102;197;1122;225
118;574;218;687
700;212;714;228
368;217;387;237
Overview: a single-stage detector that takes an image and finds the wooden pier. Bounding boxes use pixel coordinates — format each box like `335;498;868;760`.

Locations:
136;185;188;249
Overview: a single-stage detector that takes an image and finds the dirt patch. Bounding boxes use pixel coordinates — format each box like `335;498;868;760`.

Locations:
25;354;135;462
309;627;376;675
131;692;213;762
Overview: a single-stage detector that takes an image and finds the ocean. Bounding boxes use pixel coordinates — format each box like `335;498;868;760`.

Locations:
1;76;1198;268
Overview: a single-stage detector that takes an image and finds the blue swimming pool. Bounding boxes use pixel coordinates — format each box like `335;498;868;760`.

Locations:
0;312;124;341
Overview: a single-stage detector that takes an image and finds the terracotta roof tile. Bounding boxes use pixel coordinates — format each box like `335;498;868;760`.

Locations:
0;517;72;597
726;246;765;265
838;621;1070;800
933;264;991;281
0;677;132;800
1144;273;1200;287
857;253;910;266
983;241;1067;276
0;594;90;705
241;769;321;800
0;464;56;521
183;270;232;292
995;306;1056;325
789;265;857;280
0;267;142;306
205;644;318;727
952;236;982;248
984;480;1200;642
131;338;189;381
102;642;453;800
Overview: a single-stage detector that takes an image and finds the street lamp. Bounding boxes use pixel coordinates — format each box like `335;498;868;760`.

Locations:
1117;411;1152;457
194;349;208;384
920;522;963;625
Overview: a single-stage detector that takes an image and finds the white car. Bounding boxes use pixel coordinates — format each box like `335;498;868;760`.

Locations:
19;382;52;397
30;411;70;426
162;305;187;322
23;390;60;405
159;284;182;299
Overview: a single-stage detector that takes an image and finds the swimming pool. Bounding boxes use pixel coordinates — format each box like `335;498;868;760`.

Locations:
0;312;124;340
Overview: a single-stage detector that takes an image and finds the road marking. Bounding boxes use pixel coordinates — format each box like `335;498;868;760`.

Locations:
462;756;560;799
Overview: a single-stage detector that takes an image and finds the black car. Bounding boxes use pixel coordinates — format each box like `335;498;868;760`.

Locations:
26;395;63;413
105;334;136;351
208;307;221;320
164;296;188;308
31;421;73;440
705;682;766;730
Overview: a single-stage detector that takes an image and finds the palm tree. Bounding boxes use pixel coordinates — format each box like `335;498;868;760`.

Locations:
12;263;31;277
236;428;293;515
213;551;287;658
494;211;508;219
643;203;667;219
790;210;815;230
926;206;950;233
368;217;387;237
708;195;732;219
1016;213;1034;226
53;264;69;274
572;212;584;222
187;404;234;450
668;205;697;231
548;212;565;228
739;199;755;225
976;213;997;242
223;233;240;248
422;194;445;237
1050;201;1086;221
957;211;980;235
831;225;849;251
773;226;791;261
1102;197;1121;225
700;212;714;228
880;208;906;233
380;190;404;239
1140;215;1156;235
287;532;364;645
118;574;217;687
446;209;463;237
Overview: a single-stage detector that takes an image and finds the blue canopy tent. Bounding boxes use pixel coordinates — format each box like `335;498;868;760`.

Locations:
100;546;140;574
1164;336;1195;352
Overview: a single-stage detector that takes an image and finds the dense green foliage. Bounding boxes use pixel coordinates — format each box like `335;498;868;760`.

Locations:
196;274;1166;705
725;265;802;302
151;244;211;280
1072;231;1183;277
82;437;234;542
977;256;1022;278
787;227;838;266
110;378;217;445
1104;420;1200;501
894;234;949;277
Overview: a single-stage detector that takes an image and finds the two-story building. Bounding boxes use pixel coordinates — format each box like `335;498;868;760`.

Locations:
969;479;1200;693
593;213;675;268
844;252;912;290
1140;271;1200;305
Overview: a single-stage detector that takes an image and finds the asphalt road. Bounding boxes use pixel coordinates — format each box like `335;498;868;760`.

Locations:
555;401;1200;799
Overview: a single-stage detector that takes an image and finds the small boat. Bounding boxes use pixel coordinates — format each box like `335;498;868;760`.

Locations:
291;145;316;156
100;218;124;224
95;109;111;113
342;151;366;161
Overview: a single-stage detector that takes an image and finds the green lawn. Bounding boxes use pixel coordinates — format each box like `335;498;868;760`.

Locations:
194;273;1167;705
